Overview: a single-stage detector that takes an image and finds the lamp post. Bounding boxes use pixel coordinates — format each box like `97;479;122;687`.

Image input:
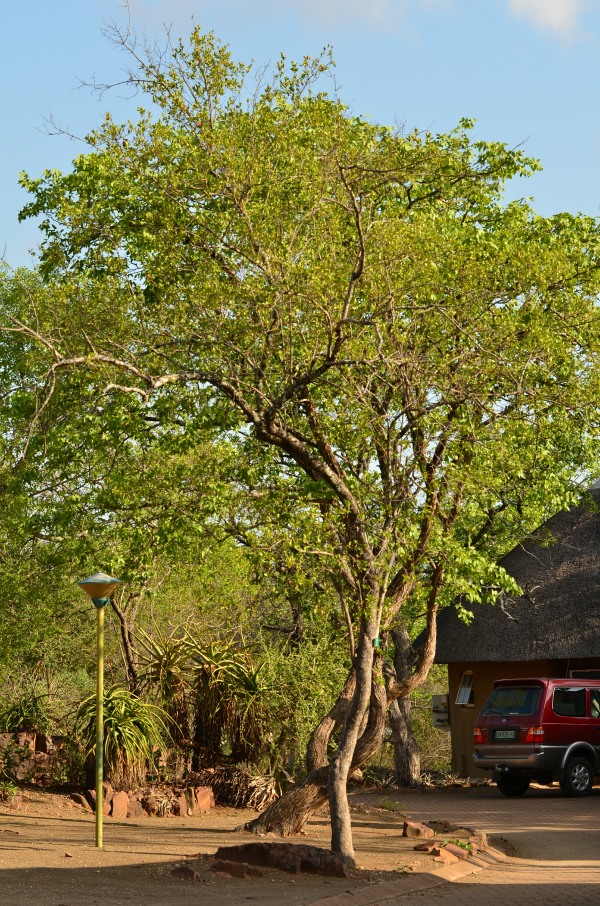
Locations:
78;571;122;848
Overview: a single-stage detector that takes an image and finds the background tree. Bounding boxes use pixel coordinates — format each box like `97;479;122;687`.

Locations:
6;29;600;864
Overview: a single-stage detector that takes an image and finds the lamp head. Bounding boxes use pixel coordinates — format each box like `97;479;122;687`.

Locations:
78;572;122;608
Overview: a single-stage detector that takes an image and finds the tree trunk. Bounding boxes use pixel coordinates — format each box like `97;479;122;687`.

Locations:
243;643;387;866
389;627;420;786
306;670;356;771
110;597;140;693
389;696;420;786
328;621;377;865
241;764;330;834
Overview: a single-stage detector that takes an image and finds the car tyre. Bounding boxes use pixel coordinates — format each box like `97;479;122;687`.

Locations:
496;774;530;797
560;757;593;797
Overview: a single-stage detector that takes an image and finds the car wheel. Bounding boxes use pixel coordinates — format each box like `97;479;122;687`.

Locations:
496;774;530;797
560;757;594;797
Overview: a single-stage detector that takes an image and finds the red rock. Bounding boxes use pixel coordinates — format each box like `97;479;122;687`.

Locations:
434;849;460;864
111;791;129;819
195;786;215;811
470;833;488;848
402;820;434;838
127;799;146;818
214;842;347;877
413;841;438;852
444;843;469;860
16;732;36;751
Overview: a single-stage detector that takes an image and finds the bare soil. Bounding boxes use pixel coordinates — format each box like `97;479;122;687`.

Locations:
0;788;476;905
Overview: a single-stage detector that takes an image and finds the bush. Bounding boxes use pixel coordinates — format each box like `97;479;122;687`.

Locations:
75;685;172;789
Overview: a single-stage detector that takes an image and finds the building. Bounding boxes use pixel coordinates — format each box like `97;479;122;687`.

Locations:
433;489;600;776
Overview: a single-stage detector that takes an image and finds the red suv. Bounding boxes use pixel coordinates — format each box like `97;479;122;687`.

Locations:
473;677;600;797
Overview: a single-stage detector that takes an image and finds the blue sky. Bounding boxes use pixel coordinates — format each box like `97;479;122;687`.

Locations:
2;0;599;267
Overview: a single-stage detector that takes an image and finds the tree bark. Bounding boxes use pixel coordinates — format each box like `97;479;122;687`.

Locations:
306;670;356;771
328;621;377;865
389;627;420;786
389;696;420;786
109;595;140;693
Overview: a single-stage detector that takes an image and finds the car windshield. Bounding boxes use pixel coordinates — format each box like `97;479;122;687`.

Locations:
481;686;541;717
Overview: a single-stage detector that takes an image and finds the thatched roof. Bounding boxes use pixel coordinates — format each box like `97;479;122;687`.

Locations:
433;489;600;663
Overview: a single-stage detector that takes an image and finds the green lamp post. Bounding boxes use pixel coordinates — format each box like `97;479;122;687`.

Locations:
78;571;122;848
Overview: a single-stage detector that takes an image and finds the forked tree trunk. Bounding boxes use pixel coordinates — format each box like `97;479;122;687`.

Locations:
243;650;388;856
306;671;357;771
243;602;440;862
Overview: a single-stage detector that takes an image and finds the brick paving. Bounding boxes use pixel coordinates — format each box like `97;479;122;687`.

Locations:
311;785;600;906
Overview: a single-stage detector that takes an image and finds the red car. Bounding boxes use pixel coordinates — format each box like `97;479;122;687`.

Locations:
473;677;600;797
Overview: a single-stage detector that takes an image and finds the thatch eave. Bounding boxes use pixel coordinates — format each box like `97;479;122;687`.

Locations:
433;490;600;664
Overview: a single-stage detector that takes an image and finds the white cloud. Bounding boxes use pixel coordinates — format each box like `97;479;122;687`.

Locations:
507;0;584;35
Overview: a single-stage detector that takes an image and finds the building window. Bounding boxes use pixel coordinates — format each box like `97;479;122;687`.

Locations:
456;672;474;706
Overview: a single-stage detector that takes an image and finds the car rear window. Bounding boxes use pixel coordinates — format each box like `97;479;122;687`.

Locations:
481;686;541;717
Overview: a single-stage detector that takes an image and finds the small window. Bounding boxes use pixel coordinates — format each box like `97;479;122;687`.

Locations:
456;672;474;706
553;687;586;718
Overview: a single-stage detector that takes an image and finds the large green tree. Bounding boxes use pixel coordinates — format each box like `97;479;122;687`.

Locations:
6;30;600;863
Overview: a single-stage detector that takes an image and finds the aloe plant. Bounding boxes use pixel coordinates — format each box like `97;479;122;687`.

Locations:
75;685;171;788
183;635;268;765
136;626;191;745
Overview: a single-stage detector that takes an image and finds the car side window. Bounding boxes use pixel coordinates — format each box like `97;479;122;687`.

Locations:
553;687;587;717
590;691;600;718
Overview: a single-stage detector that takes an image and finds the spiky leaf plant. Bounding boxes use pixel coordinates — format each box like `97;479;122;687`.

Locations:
75;685;171;789
136;627;191;745
183;636;268;765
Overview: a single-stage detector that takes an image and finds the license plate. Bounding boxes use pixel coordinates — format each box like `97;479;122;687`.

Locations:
494;730;517;740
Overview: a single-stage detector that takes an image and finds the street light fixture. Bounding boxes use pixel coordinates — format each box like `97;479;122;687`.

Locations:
78;571;122;848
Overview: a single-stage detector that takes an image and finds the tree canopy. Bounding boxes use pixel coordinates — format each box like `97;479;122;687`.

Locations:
4;28;600;863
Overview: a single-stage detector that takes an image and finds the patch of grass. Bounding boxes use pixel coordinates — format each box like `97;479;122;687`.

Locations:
377;797;405;812
0;780;18;803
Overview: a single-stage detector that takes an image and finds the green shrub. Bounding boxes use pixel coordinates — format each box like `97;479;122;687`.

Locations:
74;685;172;789
0;693;54;735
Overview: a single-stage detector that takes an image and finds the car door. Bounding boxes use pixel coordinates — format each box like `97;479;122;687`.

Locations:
550;686;588;755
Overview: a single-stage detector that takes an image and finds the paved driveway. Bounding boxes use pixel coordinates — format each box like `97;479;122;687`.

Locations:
403;784;600;860
374;785;600;905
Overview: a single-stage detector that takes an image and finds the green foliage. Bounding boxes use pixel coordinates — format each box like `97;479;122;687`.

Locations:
10;29;600;652
0;694;54;735
254;634;351;775
4;30;600;837
0;779;18;802
407;669;452;774
74;685;172;788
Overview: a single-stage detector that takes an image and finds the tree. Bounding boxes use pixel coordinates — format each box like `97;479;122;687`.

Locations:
6;29;600;864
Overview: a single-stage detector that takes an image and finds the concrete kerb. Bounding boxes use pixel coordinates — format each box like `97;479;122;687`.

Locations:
308;845;507;906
